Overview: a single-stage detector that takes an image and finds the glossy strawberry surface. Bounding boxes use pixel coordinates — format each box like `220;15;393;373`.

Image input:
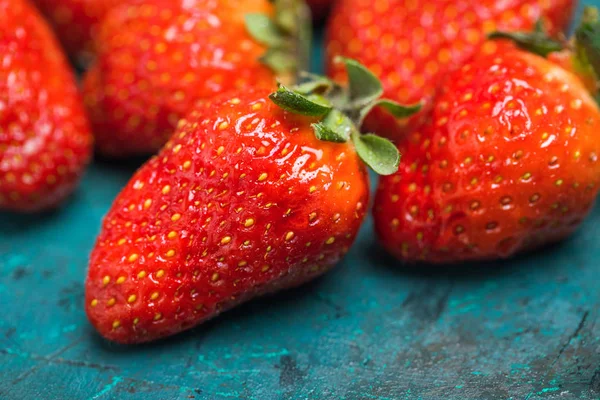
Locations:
374;42;600;263
326;0;577;142
0;0;92;212
86;89;369;343
32;0;122;65
83;0;278;158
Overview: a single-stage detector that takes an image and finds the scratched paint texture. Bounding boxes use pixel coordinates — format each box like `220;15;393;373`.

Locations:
1;3;600;399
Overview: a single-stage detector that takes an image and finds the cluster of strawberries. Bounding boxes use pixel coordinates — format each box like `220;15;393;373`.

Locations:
1;0;598;344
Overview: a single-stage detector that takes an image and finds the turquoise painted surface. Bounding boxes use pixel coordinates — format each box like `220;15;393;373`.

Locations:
1;3;600;399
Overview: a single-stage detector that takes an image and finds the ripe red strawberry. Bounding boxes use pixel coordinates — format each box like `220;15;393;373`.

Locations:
0;0;92;213
85;60;416;343
307;0;333;20
31;0;122;66
373;18;600;263
82;0;311;158
325;0;576;142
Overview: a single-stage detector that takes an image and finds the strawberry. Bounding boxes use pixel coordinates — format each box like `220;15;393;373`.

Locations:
325;0;576;142
307;0;333;21
85;60;418;343
373;15;600;264
0;0;92;213
82;0;311;158
31;0;122;66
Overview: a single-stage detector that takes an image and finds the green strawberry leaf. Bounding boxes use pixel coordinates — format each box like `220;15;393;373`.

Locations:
359;99;422;126
351;131;400;175
269;84;332;116
583;6;599;24
377;99;422;118
275;0;312;76
269;56;408;173
260;48;296;75
245;14;284;47
274;0;297;34
312;123;347;143
247;1;312;79
533;19;545;34
294;74;334;95
488;22;564;57
337;57;384;107
575;11;600;80
488;32;564;57
312;109;353;143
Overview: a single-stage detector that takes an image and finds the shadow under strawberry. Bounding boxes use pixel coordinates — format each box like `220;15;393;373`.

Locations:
0;192;84;232
362;237;576;281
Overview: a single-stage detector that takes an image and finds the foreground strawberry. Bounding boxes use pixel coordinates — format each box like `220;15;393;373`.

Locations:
0;0;92;213
31;0;122;66
85;60;418;343
83;0;311;158
374;16;600;264
325;0;576;142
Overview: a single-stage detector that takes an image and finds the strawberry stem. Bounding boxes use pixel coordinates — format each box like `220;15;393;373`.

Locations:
245;0;311;84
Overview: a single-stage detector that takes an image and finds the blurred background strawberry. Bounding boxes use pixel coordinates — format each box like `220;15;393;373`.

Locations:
326;0;578;142
0;0;92;212
82;0;310;158
32;0;122;66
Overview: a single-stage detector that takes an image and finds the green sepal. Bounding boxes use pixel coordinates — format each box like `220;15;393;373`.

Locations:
377;99;422;118
351;131;400;176
273;0;297;34
488;20;564;57
582;6;599;24
268;58;417;176
311;109;354;143
294;74;335;95
245;14;284;47
275;0;312;78
269;84;332;116
336;57;384;107
312;123;347;143
575;8;600;80
245;0;312;81
359;99;422;126
260;48;297;75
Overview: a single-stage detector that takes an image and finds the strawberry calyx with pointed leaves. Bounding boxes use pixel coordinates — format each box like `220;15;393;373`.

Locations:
489;8;600;103
245;0;311;83
269;58;422;175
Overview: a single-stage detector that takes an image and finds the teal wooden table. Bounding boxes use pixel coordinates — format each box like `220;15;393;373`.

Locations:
1;4;600;399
